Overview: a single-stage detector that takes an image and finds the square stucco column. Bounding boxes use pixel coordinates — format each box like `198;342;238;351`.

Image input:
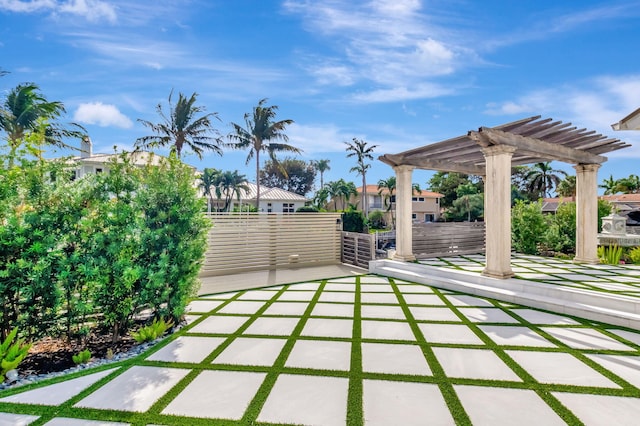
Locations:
574;163;601;264
393;165;416;262
482;145;516;279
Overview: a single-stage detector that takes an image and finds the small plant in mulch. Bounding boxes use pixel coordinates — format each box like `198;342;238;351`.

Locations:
1;328;32;381
72;349;92;365
131;318;173;344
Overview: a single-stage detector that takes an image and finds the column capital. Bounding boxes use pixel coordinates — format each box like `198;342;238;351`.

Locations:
574;163;601;173
481;145;517;157
392;164;415;173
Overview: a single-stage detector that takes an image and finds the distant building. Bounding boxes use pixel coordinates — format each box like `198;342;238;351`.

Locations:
543;194;640;226
350;185;443;222
68;137;168;179
207;182;308;213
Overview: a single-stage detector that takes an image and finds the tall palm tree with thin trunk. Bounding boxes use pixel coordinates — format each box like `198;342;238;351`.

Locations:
313;159;331;189
345;138;378;218
525;162;567;198
136;90;223;159
215;170;250;211
0;83;85;161
199;168;220;213
228;98;299;210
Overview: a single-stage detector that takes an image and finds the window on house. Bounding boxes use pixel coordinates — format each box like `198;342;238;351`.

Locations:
418;197;425;202
412;197;417;202
425;214;434;222
69;170;77;181
283;203;295;213
411;213;417;219
95;168;103;173
390;195;396;203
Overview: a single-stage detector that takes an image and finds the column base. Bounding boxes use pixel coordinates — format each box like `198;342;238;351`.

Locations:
392;253;417;262
573;256;600;264
482;268;515;279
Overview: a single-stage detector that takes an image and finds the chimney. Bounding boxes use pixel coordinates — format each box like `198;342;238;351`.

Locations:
81;136;92;158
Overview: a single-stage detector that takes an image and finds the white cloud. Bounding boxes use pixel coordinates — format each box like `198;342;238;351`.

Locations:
351;83;454;103
283;0;475;102
58;0;116;23
483;74;640;157
0;0;55;12
0;0;116;22
286;123;349;154
74;102;133;128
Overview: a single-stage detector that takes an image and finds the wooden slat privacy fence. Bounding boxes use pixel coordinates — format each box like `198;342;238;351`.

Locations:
200;213;342;276
413;222;485;258
341;231;375;269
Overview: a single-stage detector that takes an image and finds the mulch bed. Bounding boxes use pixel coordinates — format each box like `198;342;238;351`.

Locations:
18;333;138;378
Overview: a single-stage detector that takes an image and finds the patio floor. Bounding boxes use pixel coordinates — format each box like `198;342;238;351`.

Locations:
1;264;640;425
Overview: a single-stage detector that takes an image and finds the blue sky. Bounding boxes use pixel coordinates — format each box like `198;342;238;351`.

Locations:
1;0;639;193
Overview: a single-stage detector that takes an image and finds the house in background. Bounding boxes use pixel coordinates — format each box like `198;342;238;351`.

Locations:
543;194;640;228
207;182;308;213
353;185;443;222
69;137;167;179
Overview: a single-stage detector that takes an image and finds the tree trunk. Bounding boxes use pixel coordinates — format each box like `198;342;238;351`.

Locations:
363;175;368;218
255;150;261;211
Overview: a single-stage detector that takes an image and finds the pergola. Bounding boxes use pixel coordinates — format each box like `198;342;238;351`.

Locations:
611;107;640;131
380;116;631;278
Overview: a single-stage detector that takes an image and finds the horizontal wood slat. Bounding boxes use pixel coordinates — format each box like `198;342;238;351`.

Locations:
342;231;375;269
200;213;342;276
412;222;485;259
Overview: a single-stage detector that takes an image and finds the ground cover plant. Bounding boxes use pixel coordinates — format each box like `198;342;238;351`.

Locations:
0;148;210;377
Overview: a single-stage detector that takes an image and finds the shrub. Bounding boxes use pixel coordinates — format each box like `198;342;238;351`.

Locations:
511;200;548;255
131;318;173;344
368;210;387;230
72;349;92;365
342;210;365;233
1;328;31;378
598;245;623;265
296;205;319;213
629;247;640;264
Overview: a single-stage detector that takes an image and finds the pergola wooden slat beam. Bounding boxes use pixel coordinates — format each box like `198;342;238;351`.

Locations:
470;127;608;164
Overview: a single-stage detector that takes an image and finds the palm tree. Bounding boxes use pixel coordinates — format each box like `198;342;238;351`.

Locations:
615;174;640;194
313;186;330;210
556;175;576;198
199;168;220;213
345;138;378;217
136;90;223;159
228;98;299;210
377;176;396;212
599;175;619;195
525;162;567;198
215;170;250;211
325;179;357;211
0;83;85;160
313;159;331;189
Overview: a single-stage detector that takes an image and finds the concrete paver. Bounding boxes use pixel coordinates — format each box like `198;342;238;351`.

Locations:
363;380;453;425
433;348;521;381
506;351;620;388
454;385;565;426
162;370;266;420
361;342;431;375
257;374;348;426
74;366;189;412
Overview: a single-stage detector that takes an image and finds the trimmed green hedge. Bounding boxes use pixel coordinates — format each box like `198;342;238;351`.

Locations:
0;152;209;341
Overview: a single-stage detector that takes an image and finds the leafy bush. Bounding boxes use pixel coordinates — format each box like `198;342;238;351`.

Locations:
367;210;387;230
1;328;31;378
511;200;548;254
598;245;623;265
629;247;640;264
342;210;365;233
0;149;209;342
296;205;319;212
72;349;91;365
131;318;173;344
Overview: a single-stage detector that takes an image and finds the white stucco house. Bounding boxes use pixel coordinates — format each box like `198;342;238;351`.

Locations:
205;182;309;213
67;137;169;179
